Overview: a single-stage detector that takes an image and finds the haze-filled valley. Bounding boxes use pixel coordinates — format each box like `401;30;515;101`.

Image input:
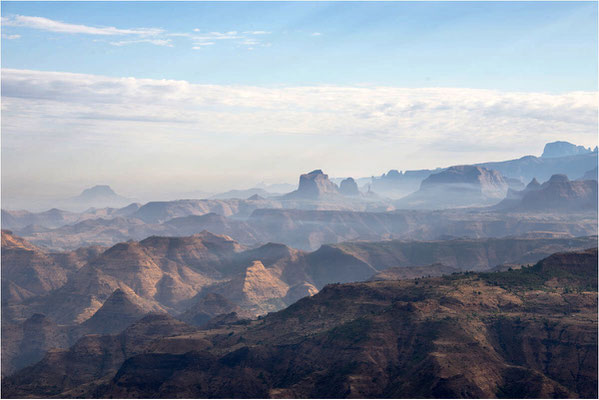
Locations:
1;139;598;398
2;2;598;398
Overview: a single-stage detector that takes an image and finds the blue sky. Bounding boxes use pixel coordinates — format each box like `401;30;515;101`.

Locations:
2;1;597;91
1;2;598;205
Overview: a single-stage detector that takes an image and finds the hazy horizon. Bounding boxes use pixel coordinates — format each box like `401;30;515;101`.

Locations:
2;1;597;207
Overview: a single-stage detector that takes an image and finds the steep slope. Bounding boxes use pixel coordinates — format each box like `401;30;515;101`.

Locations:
5;248;596;398
77;288;162;335
210;261;290;315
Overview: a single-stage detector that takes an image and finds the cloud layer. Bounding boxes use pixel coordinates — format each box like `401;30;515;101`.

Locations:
3;68;596;141
1;68;597;198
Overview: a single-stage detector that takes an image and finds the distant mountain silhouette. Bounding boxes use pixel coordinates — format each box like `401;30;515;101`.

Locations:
396;165;509;209
580;167;598;181
339;177;361;196
57;185;131;212
476;151;597;184
541;141;594;158
284;170;341;199
210;188;273;199
495;174;598;212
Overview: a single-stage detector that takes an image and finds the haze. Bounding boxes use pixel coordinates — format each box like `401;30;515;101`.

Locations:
1;1;597;207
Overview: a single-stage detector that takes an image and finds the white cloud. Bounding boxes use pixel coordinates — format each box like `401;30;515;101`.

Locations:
1;15;163;36
2;68;596;144
109;38;173;47
2;68;597;198
311;32;322;36
1;15;271;50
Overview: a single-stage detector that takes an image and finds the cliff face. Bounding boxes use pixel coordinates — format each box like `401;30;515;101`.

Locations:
284;170;340;199
3;248;596;398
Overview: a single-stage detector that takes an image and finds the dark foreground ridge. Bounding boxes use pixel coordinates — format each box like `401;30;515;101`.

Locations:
3;248;597;398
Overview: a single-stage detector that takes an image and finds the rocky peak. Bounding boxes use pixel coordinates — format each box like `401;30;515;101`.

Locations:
214;260;288;314
339;178;360;196
541;141;593;158
285;169;340;199
1;230;38;251
385;169;402;179
79;185;117;198
526;178;541;190
78;287;157;335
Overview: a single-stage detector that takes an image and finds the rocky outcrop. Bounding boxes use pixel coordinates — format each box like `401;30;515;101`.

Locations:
339;178;360;196
284;170;340;199
541;141;594;158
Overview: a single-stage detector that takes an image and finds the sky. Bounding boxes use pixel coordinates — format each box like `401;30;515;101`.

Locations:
1;1;598;205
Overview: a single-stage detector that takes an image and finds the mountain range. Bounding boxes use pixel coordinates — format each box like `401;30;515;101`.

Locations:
1;140;597;398
3;247;596;398
2;228;597;376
